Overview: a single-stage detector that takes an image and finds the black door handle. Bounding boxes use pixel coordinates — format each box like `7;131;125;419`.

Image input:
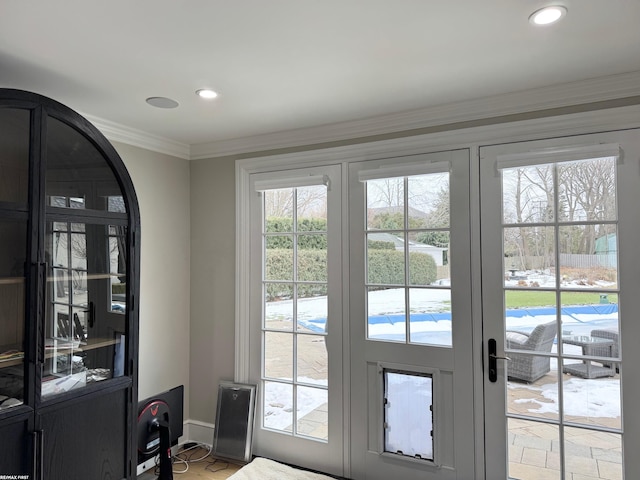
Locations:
488;338;510;382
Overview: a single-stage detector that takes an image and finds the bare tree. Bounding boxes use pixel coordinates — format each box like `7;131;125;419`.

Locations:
559;158;616;253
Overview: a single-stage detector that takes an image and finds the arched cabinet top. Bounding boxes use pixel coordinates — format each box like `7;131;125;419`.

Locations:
0;88;139;225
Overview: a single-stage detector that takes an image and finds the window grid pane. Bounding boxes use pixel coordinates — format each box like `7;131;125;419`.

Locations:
365;174;452;347
501;157;622;480
262;185;328;440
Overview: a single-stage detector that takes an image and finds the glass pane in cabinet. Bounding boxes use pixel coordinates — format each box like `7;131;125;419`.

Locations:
108;225;127;314
0;108;30;206
0;219;27;411
45;116;124;211
43;220;127;399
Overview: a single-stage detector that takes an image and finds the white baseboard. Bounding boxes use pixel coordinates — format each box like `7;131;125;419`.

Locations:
136;420;216;477
184;419;215;446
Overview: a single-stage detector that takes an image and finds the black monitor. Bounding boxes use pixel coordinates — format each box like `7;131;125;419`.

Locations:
137;385;184;480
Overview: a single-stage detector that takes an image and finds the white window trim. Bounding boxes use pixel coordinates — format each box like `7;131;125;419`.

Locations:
496;142;621;171
235;103;640;476
236;104;640;381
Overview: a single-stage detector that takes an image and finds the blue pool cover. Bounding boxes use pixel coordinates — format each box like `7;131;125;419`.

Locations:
297;304;619;333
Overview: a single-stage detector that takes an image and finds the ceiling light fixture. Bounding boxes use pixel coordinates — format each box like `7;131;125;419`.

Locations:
145;96;179;109
529;5;567;25
196;89;218;99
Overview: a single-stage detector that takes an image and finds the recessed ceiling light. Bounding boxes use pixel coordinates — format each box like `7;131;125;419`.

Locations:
529;5;567;25
145;96;179;109
196;89;218;99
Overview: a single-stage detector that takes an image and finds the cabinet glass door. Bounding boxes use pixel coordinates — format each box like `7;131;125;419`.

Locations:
41;113;129;400
0;219;28;410
0;107;30;413
42;219;127;398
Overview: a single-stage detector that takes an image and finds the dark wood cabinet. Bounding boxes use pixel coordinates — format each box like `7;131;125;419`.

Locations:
0;89;140;479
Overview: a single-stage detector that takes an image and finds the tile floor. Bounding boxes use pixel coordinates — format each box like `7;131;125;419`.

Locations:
507;367;622;480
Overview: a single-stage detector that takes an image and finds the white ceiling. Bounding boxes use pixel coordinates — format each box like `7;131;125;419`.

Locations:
1;1;640;153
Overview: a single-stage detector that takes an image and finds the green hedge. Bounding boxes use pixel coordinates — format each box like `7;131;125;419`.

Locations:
265;249;328;300
367;240;396;250
266;217;327;233
265;248;437;299
266;234;327;250
367;250;437;286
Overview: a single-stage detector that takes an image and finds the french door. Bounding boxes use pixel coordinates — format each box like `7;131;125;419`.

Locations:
348;149;476;480
247;165;344;476
241;128;640;480
481;129;640;479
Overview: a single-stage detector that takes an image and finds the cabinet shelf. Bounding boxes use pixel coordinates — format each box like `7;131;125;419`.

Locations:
44;337;120;357
0;352;24;369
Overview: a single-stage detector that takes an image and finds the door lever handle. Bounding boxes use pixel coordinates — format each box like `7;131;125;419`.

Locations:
489;353;511;361
488;338;509;382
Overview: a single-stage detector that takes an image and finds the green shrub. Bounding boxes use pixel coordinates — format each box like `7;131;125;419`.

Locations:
266;217;327;234
265;218;328;249
265;249;328;300
367;240;396;250
367;250;437;285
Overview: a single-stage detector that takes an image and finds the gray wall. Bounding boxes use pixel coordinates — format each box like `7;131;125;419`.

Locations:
189;157;236;424
112;142;192;418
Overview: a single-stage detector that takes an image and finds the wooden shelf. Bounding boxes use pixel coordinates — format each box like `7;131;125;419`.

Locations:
44;337;120;358
0;353;23;369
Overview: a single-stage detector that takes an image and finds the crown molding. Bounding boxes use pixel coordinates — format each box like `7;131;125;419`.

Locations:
76;71;640;161
192;70;640;160
82;113;191;160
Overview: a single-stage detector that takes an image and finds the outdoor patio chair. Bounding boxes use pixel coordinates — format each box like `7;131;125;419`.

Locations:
590;328;619;371
505;322;557;383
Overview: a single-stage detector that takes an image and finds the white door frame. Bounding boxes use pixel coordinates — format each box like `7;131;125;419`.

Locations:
480;129;640;479
236;103;640;480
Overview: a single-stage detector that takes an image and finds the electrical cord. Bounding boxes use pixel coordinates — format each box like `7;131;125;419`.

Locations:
169;443;215;475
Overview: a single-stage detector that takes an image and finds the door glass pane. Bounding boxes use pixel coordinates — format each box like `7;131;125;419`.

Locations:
367;232;405;285
264;332;293;380
296;385;327;440
504;226;556;288
409;288;451;346
559;224;617;290
408;173;449;228
366;177;404;230
501;154;622;479
296;333;327;386
0;108;30;206
262;183;329;440
502;163;555;224
508;418;560;480
367;286;406;342
564;427;622;479
508;358;560;422
557;157;617;222
296;285;326;333
297;235;327;282
43;220;126;399
265;236;293;281
0;219;27;411
264;283;293;331
365;172;452;347
264;381;293;431
45;116;123;211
